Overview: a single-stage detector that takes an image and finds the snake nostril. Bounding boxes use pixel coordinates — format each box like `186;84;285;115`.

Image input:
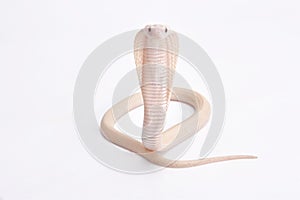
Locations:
165;27;168;33
148;27;151;32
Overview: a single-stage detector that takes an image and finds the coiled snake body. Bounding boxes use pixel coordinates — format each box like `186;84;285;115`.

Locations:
100;25;256;168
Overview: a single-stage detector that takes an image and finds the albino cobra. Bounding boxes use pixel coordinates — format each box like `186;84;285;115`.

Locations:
100;24;256;168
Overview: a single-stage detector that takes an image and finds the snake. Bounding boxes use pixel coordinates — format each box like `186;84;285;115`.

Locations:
100;24;256;168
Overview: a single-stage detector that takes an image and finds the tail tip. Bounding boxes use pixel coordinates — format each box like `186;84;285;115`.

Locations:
247;155;258;159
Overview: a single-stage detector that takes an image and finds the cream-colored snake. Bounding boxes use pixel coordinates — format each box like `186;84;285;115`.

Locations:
100;24;256;168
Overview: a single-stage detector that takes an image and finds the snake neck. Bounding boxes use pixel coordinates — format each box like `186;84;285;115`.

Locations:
134;27;179;151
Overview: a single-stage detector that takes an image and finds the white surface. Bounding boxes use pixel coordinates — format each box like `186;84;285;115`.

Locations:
0;0;300;199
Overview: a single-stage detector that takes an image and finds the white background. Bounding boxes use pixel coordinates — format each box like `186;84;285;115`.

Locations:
1;0;300;199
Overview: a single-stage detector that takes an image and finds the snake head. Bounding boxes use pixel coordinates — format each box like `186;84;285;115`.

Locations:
143;24;170;39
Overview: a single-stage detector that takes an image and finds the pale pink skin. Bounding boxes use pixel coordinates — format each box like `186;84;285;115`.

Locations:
100;25;257;168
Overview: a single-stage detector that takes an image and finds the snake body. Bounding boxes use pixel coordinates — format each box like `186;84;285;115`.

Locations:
100;25;256;168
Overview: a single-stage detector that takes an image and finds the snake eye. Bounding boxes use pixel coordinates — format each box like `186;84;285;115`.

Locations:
165;27;168;33
148;27;151;32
